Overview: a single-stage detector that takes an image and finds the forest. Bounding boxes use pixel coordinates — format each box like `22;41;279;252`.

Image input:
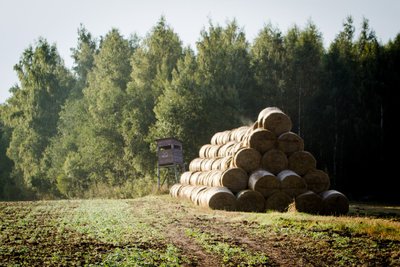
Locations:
0;17;398;202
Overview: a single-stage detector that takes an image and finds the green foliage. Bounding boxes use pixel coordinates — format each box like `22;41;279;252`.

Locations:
185;228;270;266
0;120;19;199
150;49;206;161
196;20;253;129
1;39;74;196
123;17;183;174
70;24;97;93
251;24;287;110
0;17;398;200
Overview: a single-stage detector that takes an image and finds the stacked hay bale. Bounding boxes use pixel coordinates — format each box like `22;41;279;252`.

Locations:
170;107;349;215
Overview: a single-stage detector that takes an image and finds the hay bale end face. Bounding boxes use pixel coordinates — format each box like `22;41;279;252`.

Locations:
220;167;249;193
243;128;276;154
257;107;292;136
201;187;237;211
277;170;307;197
236;189;265;212
277;132;305;156
261;149;288;175
303;169;330;193
288;151;317;176
248;169;280;197
265;191;293;212
320;190;349;215
232;147;261;173
295;191;323;214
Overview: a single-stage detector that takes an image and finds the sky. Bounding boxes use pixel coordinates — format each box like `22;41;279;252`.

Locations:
1;0;399;103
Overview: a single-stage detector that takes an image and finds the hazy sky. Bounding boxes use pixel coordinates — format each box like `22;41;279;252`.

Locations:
1;0;399;103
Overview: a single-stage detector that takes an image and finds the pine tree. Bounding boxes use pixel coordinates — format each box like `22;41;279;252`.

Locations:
1;39;74;196
123;17;183;174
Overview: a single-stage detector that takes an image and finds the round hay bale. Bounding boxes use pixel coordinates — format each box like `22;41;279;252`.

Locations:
288;151;317;176
180;184;198;200
320;190;349;215
248;169;280;197
257;107;292;136
219;156;233;171
231;126;249;142
210;132;220;145
180;171;192;185
236;190;265;212
169;183;183;198
211;131;230;145
210;171;223;187
232;147;261;173
277;170;307;197
229;142;245;156
303;169;330;193
199;144;213;158
265;191;293;212
201;158;213;171
261;149;288;175
220;167;248;193
190;172;202;185
243;128;276;154
198;187;237;211
196;171;208;185
204;171;217;186
208;145;221;158
222;130;232;144
189;158;204;172
218;141;236;157
190;185;208;204
295;191;323;214
206;158;219;170
277;132;305;155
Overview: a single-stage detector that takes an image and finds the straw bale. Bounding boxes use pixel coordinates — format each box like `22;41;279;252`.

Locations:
199;144;212;158
265;191;293;212
303;169;330;193
220;167;248;193
220;156;233;171
320;190;349;215
261;149;288;175
218;141;236;157
190;185;208;204
198;187;237;211
232;147;261;173
189;158;204;172
236;190;265;212
210;158;222;170
180;184;198;200
295;191;323;214
257;107;292;136
180;171;192;185
277;170;307;197
169;183;183;198
288;151;317;176
243;128;276;154
230;126;249;142
277;132;305;155
248;169;279;197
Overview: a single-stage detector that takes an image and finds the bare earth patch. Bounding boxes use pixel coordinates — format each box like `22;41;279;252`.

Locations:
0;196;399;266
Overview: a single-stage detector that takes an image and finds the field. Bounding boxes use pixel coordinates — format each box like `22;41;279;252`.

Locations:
0;195;399;266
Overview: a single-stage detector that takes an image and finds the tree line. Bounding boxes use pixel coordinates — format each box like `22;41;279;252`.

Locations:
0;17;398;202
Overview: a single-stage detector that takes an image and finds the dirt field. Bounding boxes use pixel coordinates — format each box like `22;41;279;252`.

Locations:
0;195;399;266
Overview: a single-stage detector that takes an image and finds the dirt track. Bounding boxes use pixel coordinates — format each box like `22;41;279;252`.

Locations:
0;196;399;266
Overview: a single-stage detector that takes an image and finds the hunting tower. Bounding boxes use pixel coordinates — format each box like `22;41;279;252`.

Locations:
156;138;185;189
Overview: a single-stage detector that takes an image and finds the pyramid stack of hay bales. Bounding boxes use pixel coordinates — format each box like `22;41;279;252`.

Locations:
170;107;349;215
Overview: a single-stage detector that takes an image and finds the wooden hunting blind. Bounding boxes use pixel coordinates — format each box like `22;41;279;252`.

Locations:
156;138;185;189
